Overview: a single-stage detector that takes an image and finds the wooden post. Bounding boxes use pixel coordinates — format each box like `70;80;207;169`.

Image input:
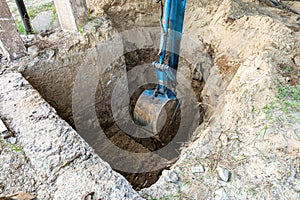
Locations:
53;0;88;31
0;0;26;60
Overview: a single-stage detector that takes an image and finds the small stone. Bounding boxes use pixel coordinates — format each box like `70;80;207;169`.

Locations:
294;55;300;67
0;119;7;133
27;45;39;57
191;165;205;174
217;167;231;182
21;34;36;43
30;178;36;185
220;134;228;146
46;49;55;60
8;137;17;144
215;188;229;200
163;170;179;183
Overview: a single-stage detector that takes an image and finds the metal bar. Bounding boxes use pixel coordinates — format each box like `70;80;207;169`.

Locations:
15;0;33;34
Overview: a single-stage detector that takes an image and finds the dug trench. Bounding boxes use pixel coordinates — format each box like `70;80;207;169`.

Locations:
19;33;213;190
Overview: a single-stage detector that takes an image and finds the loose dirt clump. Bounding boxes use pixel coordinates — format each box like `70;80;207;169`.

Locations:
216;55;239;77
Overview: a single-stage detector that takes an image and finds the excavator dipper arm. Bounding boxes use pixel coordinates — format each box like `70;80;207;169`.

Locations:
133;0;187;134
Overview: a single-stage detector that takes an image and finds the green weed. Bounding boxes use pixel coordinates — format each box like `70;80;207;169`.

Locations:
277;84;299;101
88;9;92;18
263;99;275;115
285;66;291;72
256;125;268;141
263;83;299;117
248;186;258;196
7;142;25;155
48;12;58;27
256;83;300;139
16;20;26;34
277;84;300;113
234;154;247;163
252;105;260;115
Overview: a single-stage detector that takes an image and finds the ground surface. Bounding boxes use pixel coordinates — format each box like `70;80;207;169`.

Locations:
1;0;300;199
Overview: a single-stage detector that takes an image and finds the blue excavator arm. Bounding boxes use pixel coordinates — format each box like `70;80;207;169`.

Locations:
133;0;187;134
154;0;187;97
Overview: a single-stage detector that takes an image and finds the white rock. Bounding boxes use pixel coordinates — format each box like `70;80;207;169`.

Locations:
21;34;36;43
191;165;205;174
163;170;179;183
220;134;228;146
217;167;230;182
8;137;17;144
46;49;55;60
27;45;39;56
215;188;229;200
0;119;7;133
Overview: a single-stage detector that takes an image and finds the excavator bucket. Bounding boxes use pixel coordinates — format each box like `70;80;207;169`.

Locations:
133;89;179;135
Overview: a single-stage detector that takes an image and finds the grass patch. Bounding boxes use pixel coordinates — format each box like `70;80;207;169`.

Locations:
16;20;26;34
27;2;56;19
50;12;58;22
276;83;300;113
255;125;268;140
285;66;292;72
255;82;300;140
263;83;300;116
